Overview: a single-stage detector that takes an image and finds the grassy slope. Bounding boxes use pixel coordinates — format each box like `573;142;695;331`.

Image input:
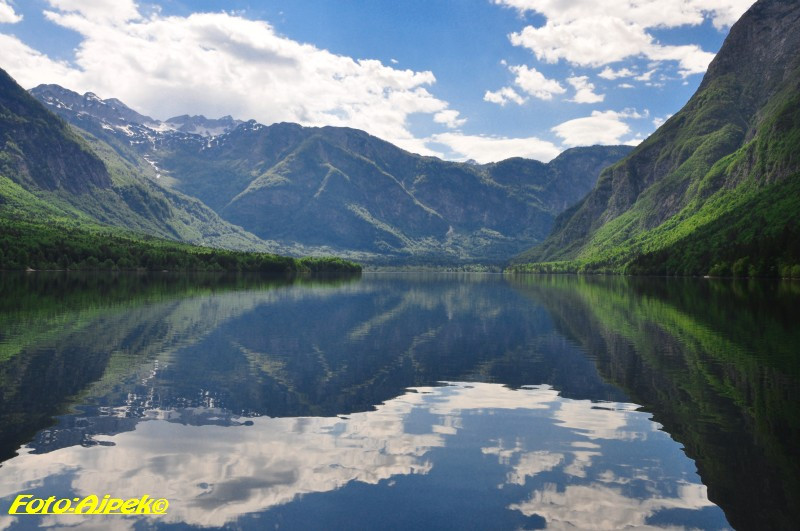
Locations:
510;86;800;275
55;125;275;252
0;155;360;272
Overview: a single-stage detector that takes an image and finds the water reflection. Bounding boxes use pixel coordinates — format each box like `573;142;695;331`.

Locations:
0;383;726;530
0;272;797;529
0;272;625;461
0;273;342;461
510;275;800;531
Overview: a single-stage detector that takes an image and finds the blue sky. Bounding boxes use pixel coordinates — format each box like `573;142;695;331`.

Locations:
0;0;755;162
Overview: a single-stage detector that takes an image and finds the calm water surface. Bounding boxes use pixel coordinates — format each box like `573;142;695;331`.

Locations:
0;273;797;530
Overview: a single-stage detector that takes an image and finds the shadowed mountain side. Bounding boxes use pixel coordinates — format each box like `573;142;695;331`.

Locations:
509;275;800;531
0;70;110;195
160;135;632;263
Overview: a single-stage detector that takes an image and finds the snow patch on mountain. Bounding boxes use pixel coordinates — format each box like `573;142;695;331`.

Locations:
29;84;243;141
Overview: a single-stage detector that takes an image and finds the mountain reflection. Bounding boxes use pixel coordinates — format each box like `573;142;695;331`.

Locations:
0;383;726;530
0;273;355;461
2;272;796;529
1;272;627;461
510;275;800;531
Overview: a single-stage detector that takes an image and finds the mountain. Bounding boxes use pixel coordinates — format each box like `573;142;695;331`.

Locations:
0;70;272;252
31;85;243;137
32;84;160;128
513;0;800;276
212;128;630;263
30;83;632;264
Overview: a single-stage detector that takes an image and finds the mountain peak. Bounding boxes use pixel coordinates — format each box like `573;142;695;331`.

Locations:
30;85;244;139
30;84;157;126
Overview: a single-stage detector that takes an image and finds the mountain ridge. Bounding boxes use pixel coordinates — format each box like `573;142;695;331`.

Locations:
31;83;632;264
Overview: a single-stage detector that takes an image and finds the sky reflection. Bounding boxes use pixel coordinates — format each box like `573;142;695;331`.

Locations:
0;383;727;530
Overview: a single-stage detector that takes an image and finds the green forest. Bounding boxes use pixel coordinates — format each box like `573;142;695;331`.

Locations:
507;173;800;278
0;218;361;273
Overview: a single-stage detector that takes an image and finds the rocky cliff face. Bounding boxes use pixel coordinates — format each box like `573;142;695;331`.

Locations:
164;114;243;136
517;0;800;275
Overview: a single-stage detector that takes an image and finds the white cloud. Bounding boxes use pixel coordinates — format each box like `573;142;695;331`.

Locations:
551;109;645;147
567;76;604;104
428;132;561;163
0;34;80;88
496;0;755;76
635;68;658;81
633;108;649;119
484;86;527;106
693;0;759;29
45;0;139;23
647;44;716;78
0;0;21;23
483;64;565;106
509;16;653;67
433;109;467;128
598;67;635;80
0;5;460;158
618;83;635;89
510;64;566;100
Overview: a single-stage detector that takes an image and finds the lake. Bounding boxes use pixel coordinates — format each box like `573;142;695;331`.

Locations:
0;272;797;530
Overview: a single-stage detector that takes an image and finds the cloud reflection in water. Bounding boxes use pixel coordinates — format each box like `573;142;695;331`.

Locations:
0;383;723;529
